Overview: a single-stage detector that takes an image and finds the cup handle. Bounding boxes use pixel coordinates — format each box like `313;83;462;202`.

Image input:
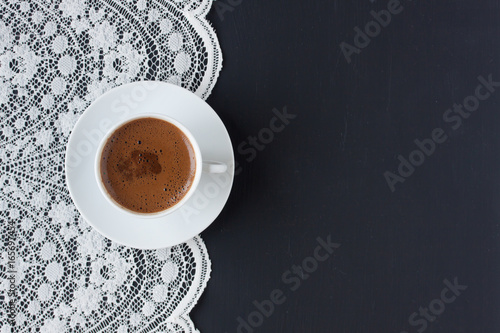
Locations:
202;161;228;173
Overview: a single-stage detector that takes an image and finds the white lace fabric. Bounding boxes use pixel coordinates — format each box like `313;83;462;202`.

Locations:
0;0;221;331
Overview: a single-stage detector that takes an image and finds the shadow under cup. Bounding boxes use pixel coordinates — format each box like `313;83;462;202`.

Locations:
95;114;203;218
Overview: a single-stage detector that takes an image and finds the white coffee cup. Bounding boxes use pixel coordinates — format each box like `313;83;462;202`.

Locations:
94;113;227;218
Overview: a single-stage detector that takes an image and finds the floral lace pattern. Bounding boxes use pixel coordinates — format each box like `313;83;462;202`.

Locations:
0;0;220;331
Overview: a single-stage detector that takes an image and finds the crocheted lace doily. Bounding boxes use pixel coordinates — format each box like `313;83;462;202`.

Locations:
0;0;221;331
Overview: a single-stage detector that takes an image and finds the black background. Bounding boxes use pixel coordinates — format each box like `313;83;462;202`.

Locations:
191;0;500;332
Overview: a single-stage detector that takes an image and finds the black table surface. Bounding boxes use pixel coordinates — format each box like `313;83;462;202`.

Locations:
191;1;500;332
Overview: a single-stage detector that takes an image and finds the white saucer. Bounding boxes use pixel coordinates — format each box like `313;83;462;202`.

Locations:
65;82;234;249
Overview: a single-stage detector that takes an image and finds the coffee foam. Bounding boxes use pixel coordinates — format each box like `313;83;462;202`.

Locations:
100;118;196;213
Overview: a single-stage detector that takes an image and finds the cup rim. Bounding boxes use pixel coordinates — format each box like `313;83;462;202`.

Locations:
94;113;203;219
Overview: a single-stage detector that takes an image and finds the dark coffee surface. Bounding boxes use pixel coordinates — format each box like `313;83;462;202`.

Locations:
100;118;196;213
186;2;500;333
